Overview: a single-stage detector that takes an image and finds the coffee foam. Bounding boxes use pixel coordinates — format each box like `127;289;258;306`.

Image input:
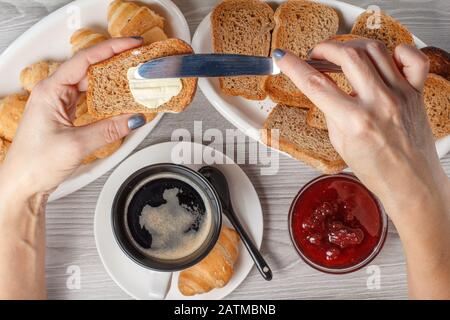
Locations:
125;173;212;260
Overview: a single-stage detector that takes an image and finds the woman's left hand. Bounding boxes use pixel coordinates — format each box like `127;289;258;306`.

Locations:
0;37;147;198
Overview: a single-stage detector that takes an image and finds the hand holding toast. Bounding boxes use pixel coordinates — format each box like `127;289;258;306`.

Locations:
275;40;450;299
0;38;147;198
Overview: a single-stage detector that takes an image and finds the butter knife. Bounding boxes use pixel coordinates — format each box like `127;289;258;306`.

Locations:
136;53;342;79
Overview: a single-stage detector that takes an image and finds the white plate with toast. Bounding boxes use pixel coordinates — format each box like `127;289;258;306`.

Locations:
94;141;264;300
192;0;450;161
0;0;191;201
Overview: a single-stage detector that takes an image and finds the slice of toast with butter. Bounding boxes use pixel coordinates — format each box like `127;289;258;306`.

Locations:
87;39;197;116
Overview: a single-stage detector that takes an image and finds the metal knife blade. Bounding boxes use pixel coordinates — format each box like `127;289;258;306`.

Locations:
136;54;341;79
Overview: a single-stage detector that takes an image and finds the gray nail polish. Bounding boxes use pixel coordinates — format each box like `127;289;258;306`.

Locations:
128;114;146;130
307;48;314;58
131;36;143;40
273;48;286;60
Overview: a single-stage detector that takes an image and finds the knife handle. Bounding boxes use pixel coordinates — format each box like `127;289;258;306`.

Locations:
306;59;342;73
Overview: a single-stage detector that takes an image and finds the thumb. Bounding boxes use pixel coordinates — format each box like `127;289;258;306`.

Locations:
394;44;430;92
75;113;146;155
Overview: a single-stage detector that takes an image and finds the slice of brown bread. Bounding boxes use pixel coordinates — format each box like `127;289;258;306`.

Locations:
351;11;414;53
87;39;197;116
211;0;274;100
264;0;339;108
421;46;450;82
261;104;346;174
423;74;450;139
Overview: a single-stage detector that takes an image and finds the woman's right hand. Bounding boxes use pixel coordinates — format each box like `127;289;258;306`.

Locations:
274;40;450;299
274;40;447;213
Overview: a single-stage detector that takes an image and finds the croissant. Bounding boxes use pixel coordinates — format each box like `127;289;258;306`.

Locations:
20;61;61;92
141;26;168;45
0;93;28;141
70;28;109;54
0;138;11;164
107;0;167;44
178;227;240;296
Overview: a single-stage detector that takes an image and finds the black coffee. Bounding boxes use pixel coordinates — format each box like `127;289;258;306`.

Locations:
125;173;212;260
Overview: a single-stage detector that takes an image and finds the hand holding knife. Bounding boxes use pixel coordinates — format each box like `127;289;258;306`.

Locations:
136;53;342;79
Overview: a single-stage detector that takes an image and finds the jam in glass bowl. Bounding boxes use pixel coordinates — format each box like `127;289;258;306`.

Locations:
289;174;388;274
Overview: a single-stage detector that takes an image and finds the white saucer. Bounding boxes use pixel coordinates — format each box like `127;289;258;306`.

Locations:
94;141;264;300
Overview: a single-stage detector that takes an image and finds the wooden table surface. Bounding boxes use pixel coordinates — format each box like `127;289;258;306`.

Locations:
0;0;449;300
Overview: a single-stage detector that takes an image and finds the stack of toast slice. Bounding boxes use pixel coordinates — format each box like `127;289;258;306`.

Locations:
212;0;450;174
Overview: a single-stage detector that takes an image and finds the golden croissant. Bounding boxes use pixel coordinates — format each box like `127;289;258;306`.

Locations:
178;227;240;296
70;28;108;54
20;61;61;92
107;0;167;45
0;93;28;141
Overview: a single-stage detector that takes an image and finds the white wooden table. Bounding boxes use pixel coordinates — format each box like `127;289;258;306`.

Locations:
1;0;449;300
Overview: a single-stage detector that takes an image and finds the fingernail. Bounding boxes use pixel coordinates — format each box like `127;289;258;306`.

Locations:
273;48;286;60
128;114;146;130
130;36;143;40
307;48;314;58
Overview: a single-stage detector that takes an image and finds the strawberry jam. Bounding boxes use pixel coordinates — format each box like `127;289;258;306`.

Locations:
289;174;387;272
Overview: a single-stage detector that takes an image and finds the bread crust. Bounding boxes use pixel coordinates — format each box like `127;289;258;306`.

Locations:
306;105;327;131
86;38;198;116
421;47;450;82
261;104;346;174
423;73;450;139
261;128;346;174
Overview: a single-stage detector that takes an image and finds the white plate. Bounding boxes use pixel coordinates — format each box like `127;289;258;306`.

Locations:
0;0;191;201
94;141;264;300
192;0;450;159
